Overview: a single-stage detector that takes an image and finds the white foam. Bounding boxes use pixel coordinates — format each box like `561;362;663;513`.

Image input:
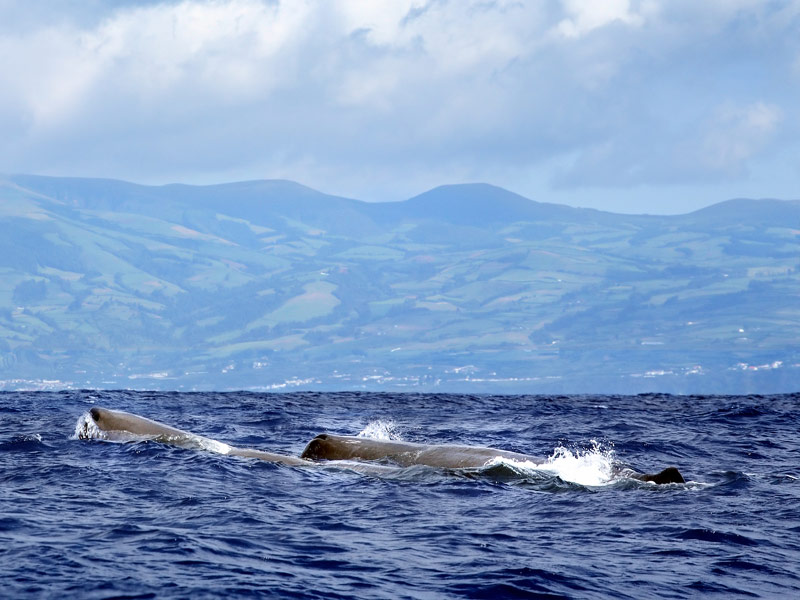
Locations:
357;419;402;441
73;412;105;440
489;440;616;486
541;442;615;486
192;436;233;455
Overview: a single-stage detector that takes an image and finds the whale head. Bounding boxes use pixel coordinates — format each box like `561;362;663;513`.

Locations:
76;407;190;442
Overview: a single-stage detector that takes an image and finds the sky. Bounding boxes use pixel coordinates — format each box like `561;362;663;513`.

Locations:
1;0;798;214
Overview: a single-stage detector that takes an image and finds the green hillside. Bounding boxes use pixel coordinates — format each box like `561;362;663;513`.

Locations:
1;175;798;393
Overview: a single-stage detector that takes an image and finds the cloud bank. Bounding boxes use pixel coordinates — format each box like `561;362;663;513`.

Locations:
0;0;798;211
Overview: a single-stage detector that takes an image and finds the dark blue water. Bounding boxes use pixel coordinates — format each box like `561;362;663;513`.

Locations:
1;391;799;599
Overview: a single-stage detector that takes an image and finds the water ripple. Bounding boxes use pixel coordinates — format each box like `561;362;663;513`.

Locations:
0;390;799;599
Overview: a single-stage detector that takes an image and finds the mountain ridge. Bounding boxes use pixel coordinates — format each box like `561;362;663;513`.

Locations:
7;173;800;226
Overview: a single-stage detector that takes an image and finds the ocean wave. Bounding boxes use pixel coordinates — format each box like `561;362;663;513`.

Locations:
0;433;44;452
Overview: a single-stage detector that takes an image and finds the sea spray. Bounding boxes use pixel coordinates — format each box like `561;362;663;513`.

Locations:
487;440;616;486
357;419;403;441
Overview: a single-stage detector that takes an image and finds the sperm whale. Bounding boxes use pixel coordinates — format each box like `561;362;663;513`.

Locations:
300;433;685;484
79;407;307;465
77;407;685;484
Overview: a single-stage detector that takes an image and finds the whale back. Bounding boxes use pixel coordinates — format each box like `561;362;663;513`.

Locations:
301;434;423;461
301;434;540;468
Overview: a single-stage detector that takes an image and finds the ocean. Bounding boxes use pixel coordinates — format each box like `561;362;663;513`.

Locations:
1;390;799;599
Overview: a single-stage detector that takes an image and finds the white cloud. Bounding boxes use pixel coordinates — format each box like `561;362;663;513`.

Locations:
700;102;783;174
555;0;645;38
0;0;798;208
553;99;786;191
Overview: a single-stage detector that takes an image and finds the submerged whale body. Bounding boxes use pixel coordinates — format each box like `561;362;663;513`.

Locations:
78;407;684;484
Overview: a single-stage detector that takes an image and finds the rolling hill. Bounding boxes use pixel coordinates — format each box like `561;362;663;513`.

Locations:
1;174;798;393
